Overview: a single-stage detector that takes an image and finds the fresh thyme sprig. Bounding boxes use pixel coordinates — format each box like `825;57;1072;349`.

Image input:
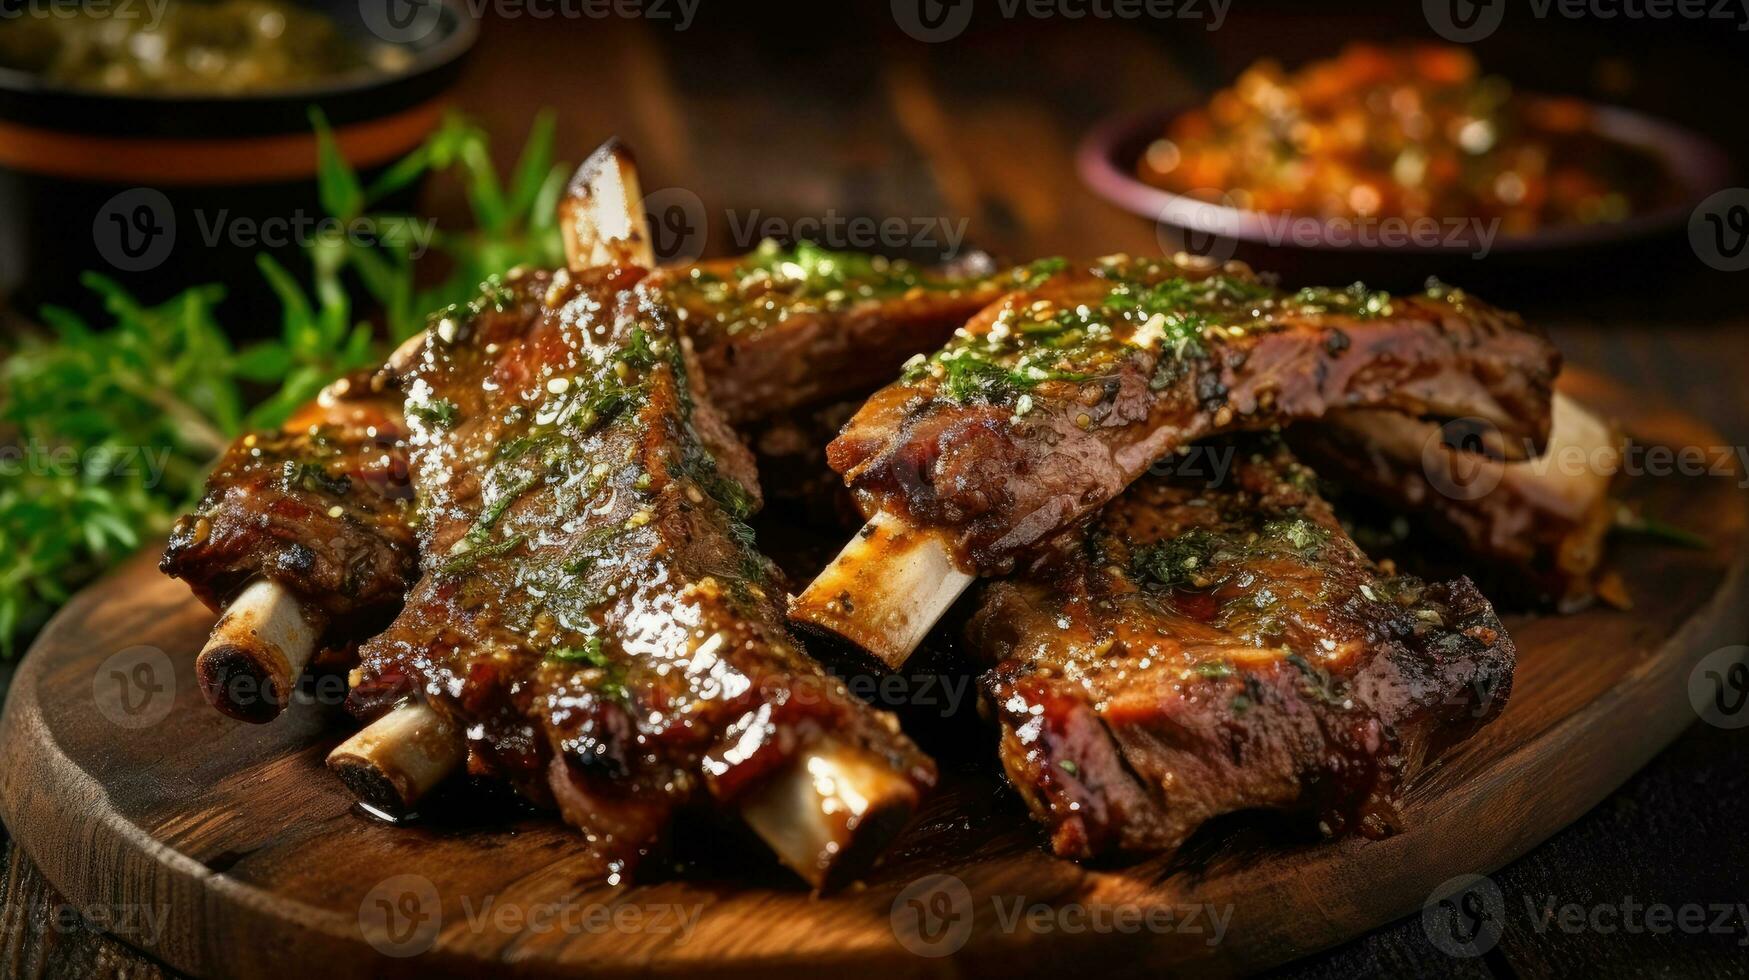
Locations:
0;111;567;655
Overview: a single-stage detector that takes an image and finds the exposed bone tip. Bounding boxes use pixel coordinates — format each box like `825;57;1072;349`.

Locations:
740;743;922;893
196;643;288;725
790;512;973;669
195;579;317;724
563;138;654;273
326;700;464;816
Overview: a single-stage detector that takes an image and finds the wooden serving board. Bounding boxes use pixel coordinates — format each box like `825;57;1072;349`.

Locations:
2;373;1746;979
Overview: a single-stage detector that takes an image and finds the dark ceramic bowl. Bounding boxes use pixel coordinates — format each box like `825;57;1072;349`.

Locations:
1078;99;1732;300
0;0;477;329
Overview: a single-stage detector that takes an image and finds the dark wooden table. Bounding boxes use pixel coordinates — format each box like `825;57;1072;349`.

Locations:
5;6;1748;976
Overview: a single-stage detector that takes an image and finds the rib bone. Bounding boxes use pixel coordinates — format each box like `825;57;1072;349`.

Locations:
196;579;321;723
740;740;924;891
790;511;973;668
326;700;465;816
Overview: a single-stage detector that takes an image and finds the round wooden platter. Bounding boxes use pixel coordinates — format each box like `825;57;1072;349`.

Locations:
3;372;1746;980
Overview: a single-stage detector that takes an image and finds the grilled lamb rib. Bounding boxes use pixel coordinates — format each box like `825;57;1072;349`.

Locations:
1291;393;1622;610
829;257;1560;575
345;266;934;884
161;370;414;624
650;242;1045;424
160;370;417;719
967;437;1516;860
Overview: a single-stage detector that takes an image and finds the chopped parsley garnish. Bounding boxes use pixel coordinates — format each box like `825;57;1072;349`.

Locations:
1261;517;1331;557
548;637;628;701
280;460;351;498
408;398;460;428
1129;529;1222;591
549;636;607;666
439;532;526;575
907;260;1397;409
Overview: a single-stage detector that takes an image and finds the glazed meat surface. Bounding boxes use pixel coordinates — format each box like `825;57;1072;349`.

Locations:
348;267;934;875
967;438;1516;860
160;370;416;634
830;256;1560;573
652;242;1052;423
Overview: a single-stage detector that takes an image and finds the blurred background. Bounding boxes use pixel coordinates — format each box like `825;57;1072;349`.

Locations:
2;1;1747;976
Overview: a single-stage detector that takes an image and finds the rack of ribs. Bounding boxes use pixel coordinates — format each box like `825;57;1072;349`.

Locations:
966;437;1516;860
332;263;935;888
159;247;1033;722
159;371;416;721
793;256;1561;666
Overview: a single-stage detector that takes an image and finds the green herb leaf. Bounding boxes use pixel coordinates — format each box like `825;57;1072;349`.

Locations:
310;108;365;221
0;111;570;657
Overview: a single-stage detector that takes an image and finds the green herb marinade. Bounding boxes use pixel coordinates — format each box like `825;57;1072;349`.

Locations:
904;257;1397;408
